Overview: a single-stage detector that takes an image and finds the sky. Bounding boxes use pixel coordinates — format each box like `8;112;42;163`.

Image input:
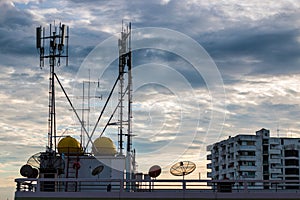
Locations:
1;0;300;199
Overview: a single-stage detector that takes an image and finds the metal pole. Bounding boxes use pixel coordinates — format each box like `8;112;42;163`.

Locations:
81;82;85;146
119;50;124;155
127;22;132;153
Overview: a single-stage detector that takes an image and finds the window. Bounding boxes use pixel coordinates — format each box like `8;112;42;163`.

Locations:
285;159;299;166
285;168;299;175
239;151;255;156
247;141;255;146
240;161;255;166
242;171;255;178
285;150;299;157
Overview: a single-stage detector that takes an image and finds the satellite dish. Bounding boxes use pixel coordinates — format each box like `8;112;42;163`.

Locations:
92;165;104;176
27;153;41;168
170;161;196;178
31;168;39;178
20;164;39;178
148;165;161;178
28;152;65;171
39;153;65;171
20;164;34;177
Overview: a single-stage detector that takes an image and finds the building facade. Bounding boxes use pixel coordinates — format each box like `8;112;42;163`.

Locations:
207;128;300;189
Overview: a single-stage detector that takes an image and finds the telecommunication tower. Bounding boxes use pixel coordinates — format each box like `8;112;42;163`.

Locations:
118;22;132;155
118;22;133;183
36;22;69;152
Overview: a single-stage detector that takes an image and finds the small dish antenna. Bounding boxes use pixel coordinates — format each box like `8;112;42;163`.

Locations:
27;153;41;168
170;161;196;179
148;165;161;178
92;165;104;176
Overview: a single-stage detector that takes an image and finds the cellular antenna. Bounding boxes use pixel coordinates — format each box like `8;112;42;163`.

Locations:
36;22;69;152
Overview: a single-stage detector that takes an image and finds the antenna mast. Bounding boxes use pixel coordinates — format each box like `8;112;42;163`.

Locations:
36;22;69;151
118;21;133;184
118;22;132;155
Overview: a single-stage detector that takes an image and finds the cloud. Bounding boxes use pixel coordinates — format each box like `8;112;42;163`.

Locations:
1;1;300;199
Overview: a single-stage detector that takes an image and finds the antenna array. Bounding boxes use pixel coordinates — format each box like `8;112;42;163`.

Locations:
36;22;69;151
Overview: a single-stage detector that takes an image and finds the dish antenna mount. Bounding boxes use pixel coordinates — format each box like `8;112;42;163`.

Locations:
170;161;196;180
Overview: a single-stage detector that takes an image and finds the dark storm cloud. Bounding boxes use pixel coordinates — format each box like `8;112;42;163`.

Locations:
132;49;206;88
200;13;300;77
205;29;300;74
0;2;37;69
0;2;32;29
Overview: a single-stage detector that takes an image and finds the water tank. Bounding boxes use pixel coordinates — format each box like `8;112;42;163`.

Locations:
93;137;117;156
57;136;83;155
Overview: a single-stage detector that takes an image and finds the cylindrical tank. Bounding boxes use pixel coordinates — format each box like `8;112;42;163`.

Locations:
57;136;83;155
92;137;117;156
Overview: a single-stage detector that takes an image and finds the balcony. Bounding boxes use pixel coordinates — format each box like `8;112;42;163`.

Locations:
270;155;281;159
269;149;281;154
238;165;256;171
269;158;281;164
270;177;282;181
207;163;212;169
284;156;299;160
285;165;299;169
237;145;257;151
207;172;212;178
237;156;256;161
270;168;282;174
269;138;280;144
284;174;300;178
242;175;256;179
207;154;212;160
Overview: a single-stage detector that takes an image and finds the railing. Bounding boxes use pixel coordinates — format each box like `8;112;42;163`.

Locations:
270;168;282;174
206;154;212;160
269;158;281;163
236;145;256;151
269;149;281;154
206;163;212;169
238;165;257;171
207;172;212;178
237;155;256;160
15;178;300;193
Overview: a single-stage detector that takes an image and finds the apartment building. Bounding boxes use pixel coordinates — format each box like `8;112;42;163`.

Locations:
207;128;300;189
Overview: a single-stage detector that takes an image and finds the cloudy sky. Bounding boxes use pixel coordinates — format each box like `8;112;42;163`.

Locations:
1;0;300;199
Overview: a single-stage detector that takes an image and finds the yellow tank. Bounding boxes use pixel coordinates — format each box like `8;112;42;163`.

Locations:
57;136;83;155
93;137;117;156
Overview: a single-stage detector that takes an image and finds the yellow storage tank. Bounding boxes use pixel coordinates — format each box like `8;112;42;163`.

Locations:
57;136;83;155
93;137;117;156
